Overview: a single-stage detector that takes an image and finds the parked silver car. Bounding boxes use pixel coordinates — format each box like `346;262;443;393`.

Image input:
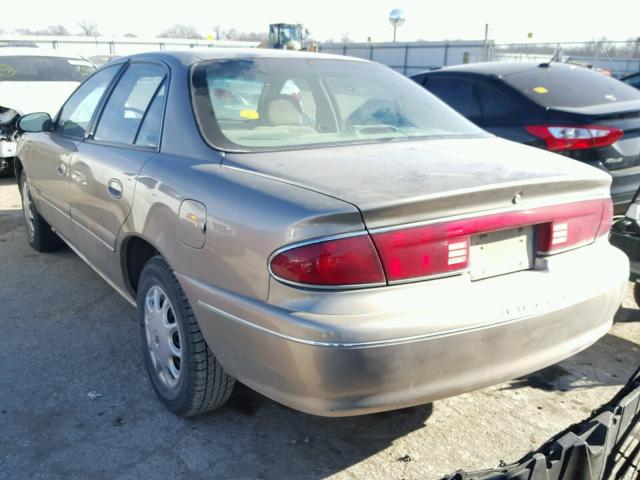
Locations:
15;50;628;417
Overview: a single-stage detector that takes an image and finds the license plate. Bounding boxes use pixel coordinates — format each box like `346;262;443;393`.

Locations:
469;227;534;281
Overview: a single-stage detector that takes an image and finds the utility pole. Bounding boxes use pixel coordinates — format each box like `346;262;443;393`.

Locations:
483;23;489;61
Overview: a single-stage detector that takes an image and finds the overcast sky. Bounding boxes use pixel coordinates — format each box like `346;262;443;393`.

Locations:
5;0;640;43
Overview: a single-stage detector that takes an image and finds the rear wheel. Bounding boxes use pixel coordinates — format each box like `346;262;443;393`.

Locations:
19;173;63;252
137;256;235;416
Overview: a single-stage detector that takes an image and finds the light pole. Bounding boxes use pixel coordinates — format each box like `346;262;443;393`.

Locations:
389;9;405;43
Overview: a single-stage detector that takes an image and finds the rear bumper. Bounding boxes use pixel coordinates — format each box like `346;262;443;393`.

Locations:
177;241;628;416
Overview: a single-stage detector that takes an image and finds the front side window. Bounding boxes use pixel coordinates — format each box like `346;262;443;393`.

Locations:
191;58;485;152
94;63;166;146
55;65;120;138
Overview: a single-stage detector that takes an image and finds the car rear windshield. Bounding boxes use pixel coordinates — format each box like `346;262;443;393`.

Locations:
191;58;485;152
0;56;95;82
502;64;640;108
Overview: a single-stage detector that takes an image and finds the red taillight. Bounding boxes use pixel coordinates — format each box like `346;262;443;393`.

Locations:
535;198;611;253
270;234;385;287
525;125;623;151
371;198;611;282
270;198;612;288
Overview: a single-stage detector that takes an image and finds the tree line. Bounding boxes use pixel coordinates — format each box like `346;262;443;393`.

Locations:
0;23;269;42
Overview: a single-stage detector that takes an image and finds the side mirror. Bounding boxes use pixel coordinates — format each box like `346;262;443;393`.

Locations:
18;112;52;133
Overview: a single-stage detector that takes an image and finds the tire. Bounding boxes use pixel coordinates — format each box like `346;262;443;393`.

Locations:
19;173;63;252
634;282;640;308
137;256;235;417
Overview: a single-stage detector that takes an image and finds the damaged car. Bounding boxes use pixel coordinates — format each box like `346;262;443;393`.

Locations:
0;48;95;176
15;50;629;417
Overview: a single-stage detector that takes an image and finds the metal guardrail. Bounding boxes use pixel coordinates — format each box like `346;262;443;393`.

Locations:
444;365;640;480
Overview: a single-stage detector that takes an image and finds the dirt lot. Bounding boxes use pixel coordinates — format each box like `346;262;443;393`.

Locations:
0;176;639;480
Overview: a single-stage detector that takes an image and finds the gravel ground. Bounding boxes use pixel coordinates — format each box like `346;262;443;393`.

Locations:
0;176;639;480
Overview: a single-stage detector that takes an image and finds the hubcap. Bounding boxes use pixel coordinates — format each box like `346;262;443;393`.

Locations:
144;285;182;389
21;180;35;239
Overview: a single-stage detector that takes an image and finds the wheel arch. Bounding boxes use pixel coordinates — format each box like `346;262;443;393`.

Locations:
14;156;23;184
120;234;162;296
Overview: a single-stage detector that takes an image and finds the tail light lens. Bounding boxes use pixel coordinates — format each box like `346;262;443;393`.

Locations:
536;198;612;253
270;198;612;288
525;125;623;151
270;235;385;287
371;198;611;282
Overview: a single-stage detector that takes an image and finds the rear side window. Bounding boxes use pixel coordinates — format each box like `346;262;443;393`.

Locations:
55;65;120;138
503;64;640;108
427;77;481;118
478;83;518;116
94;63;166;146
135;84;166;148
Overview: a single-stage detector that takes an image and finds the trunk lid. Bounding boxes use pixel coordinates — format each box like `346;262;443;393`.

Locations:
223;137;611;230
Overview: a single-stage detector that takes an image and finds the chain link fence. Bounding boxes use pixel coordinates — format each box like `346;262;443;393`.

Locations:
491;40;640;78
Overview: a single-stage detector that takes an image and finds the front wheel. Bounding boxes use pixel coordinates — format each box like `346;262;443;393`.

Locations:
19;173;63;252
137;256;235;416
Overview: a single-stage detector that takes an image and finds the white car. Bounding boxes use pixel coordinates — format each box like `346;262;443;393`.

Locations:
0;48;95;175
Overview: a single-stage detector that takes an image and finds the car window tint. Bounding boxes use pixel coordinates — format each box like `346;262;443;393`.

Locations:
427;77;481;118
94;63;165;145
0;56;94;82
478;83;518;116
55;65;119;138
503;64;640;107
134;83;166;148
624;74;640;89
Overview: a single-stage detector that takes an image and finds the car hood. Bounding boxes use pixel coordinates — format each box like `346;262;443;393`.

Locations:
223;137;611;229
0;81;79;117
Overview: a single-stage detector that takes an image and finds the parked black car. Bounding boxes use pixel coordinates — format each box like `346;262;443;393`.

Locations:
412;62;640;213
622;71;640;90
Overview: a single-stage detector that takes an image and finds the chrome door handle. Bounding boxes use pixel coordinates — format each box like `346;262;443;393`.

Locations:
107;179;123;199
57;162;67;176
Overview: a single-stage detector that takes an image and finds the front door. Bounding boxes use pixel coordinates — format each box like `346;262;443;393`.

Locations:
27;65;121;235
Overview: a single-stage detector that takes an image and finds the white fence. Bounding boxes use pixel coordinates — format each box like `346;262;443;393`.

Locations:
0;35;259;57
319;41;489;75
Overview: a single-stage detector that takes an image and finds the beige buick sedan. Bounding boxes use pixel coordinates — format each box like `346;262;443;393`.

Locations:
15;49;628;417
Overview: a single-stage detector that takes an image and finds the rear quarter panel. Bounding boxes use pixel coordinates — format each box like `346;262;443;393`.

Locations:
120;154;364;301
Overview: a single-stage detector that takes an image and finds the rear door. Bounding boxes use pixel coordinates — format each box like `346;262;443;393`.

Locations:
68;61;167;277
26;65;120;235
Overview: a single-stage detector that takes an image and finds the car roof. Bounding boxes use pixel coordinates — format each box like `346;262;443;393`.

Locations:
111;48;369;67
0;47;85;59
417;61;582;78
